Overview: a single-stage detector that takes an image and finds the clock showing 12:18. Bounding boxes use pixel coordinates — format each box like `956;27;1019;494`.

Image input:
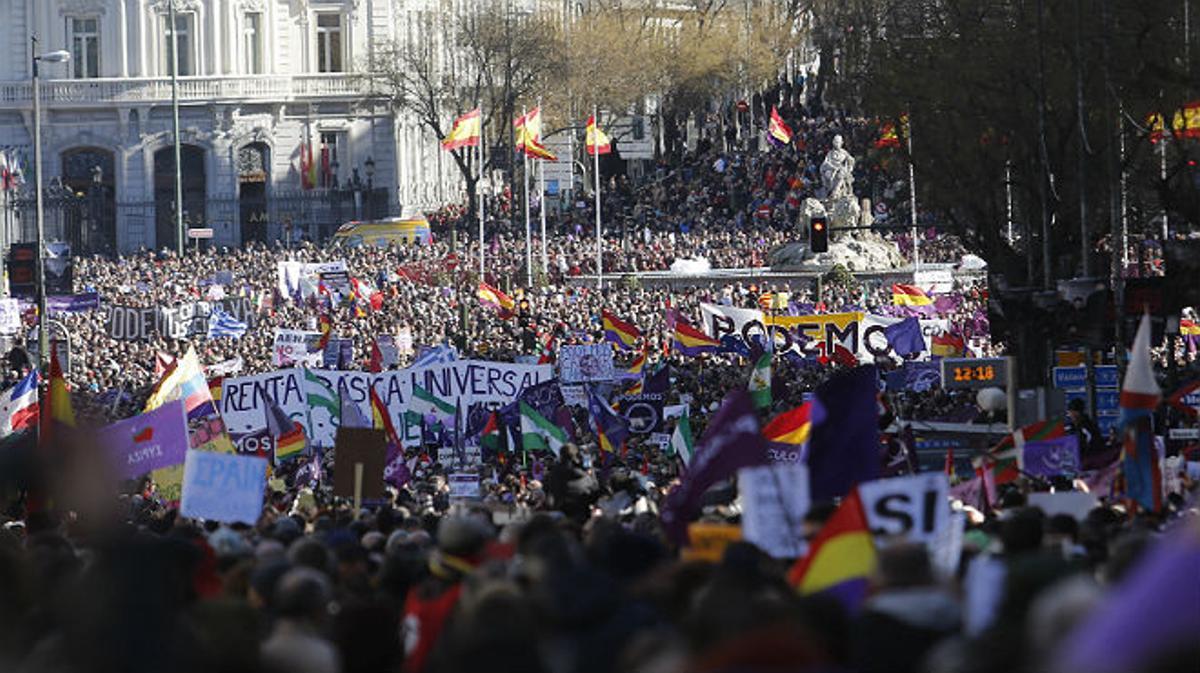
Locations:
940;357;1008;390
953;365;995;382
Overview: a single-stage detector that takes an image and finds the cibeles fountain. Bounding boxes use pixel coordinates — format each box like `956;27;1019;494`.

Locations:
770;134;907;271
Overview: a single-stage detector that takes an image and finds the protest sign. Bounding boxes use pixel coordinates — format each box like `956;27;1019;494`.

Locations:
272;329;324;367
323;338;354;369
220;369;309;449
277;260;347;300
333;428;387;500
739;463;811;559
618;392;665;435
449;472;481;499
1024;435;1082;477
0;299;19;335
396;328;414;356
930;511;966;580
858;472;951;544
180;450;267;524
559;344;615;383
374;335;399;369
98;400;189;479
914;268;955;293
680;523;742;562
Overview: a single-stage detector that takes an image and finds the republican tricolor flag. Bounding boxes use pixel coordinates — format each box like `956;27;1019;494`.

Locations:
602;309;640;351
767;106;793;147
672;318;722;357
787;487;877;611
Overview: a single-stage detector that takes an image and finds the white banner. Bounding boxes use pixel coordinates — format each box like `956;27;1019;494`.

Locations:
858;473;951;545
272;329;324;367
220;369;310;452
860;315;950;362
914;269;955;293
276;260;347;301
305;360;554;448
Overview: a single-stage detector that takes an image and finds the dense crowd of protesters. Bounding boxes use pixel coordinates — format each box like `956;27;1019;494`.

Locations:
0;94;1197;673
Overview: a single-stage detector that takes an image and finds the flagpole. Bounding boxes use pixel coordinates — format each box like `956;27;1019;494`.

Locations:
478;104;485;280
539;157;548;276
593;105;603;291
523;107;532;288
907;114;920;271
538;98;547;277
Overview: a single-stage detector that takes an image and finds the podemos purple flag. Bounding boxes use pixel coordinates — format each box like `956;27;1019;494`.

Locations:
98;399;190;479
660;390;766;545
1023;435;1081;477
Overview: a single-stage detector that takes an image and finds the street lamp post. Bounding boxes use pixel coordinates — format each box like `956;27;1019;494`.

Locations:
364;156;375;219
31;37;70;373
169;0;185;257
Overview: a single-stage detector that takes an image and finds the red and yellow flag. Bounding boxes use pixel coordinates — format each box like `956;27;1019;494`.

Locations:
892;283;933;306
40;348;75;444
586;115;611;155
441;108;482;151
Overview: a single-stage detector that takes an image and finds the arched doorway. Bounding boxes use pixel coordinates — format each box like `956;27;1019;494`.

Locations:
154;145;206;252
60;147;116;255
238;142;270;245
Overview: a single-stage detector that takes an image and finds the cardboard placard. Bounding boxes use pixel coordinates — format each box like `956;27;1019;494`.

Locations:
681;523;742;563
333;428;387;500
180;450;268;524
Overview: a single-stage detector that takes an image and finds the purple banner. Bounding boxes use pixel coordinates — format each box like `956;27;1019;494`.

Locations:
1023;435;1082;477
47;292;100;313
660;391;766;545
98;399;190;479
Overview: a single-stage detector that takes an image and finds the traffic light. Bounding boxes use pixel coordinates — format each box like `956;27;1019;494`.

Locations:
809;216;828;253
7;243;36;299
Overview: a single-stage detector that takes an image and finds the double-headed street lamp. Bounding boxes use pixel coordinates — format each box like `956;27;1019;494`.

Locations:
31;37;70;372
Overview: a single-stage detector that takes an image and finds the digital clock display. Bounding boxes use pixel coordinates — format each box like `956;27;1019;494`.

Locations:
940;358;1009;390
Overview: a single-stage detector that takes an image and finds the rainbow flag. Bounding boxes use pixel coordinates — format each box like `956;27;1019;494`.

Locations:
603;309;641;350
441;108;482;151
275;423;307;462
892;283;933;306
767;106;793;147
672;318;722;357
787;488;877;611
762;400;824;447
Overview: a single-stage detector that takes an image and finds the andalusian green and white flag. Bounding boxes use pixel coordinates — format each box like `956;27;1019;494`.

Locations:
749;352;772;409
304;368;339;419
520;401;566;457
409;383;456;418
669;413;695;467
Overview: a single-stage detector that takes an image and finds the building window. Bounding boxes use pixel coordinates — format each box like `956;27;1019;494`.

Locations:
244;12;263;74
319;131;343;187
68;17;100;79
162;12;195;76
315;14;343;73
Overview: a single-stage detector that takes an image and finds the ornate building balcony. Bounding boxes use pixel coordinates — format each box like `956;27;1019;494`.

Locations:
0;73;374;108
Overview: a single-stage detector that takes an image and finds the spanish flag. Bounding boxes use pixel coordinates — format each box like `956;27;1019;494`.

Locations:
787;487;877;611
763;400;824;447
477;282;515;314
40;348;75;444
523;135;558;161
602;309;640;350
767;106;793;147
314;312;333;352
673;318;722;356
514;107;543;148
892;283;933;306
441;108;482;151
370;386;400;445
585;114;611;155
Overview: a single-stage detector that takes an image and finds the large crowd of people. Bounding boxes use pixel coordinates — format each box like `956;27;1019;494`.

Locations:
0;98;1197;673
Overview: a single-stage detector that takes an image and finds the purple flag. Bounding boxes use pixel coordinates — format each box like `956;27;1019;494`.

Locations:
807;365;881;502
384;443;411;488
1055;524;1200;673
98;399;190;479
47;292;100;313
1023;435;1082;477
660;390;766;545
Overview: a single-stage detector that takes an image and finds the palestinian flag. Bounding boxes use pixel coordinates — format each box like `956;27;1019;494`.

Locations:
481;411;504;452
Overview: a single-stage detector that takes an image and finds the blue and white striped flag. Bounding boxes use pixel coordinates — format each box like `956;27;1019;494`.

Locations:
412;343;459;368
207;308;248;339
